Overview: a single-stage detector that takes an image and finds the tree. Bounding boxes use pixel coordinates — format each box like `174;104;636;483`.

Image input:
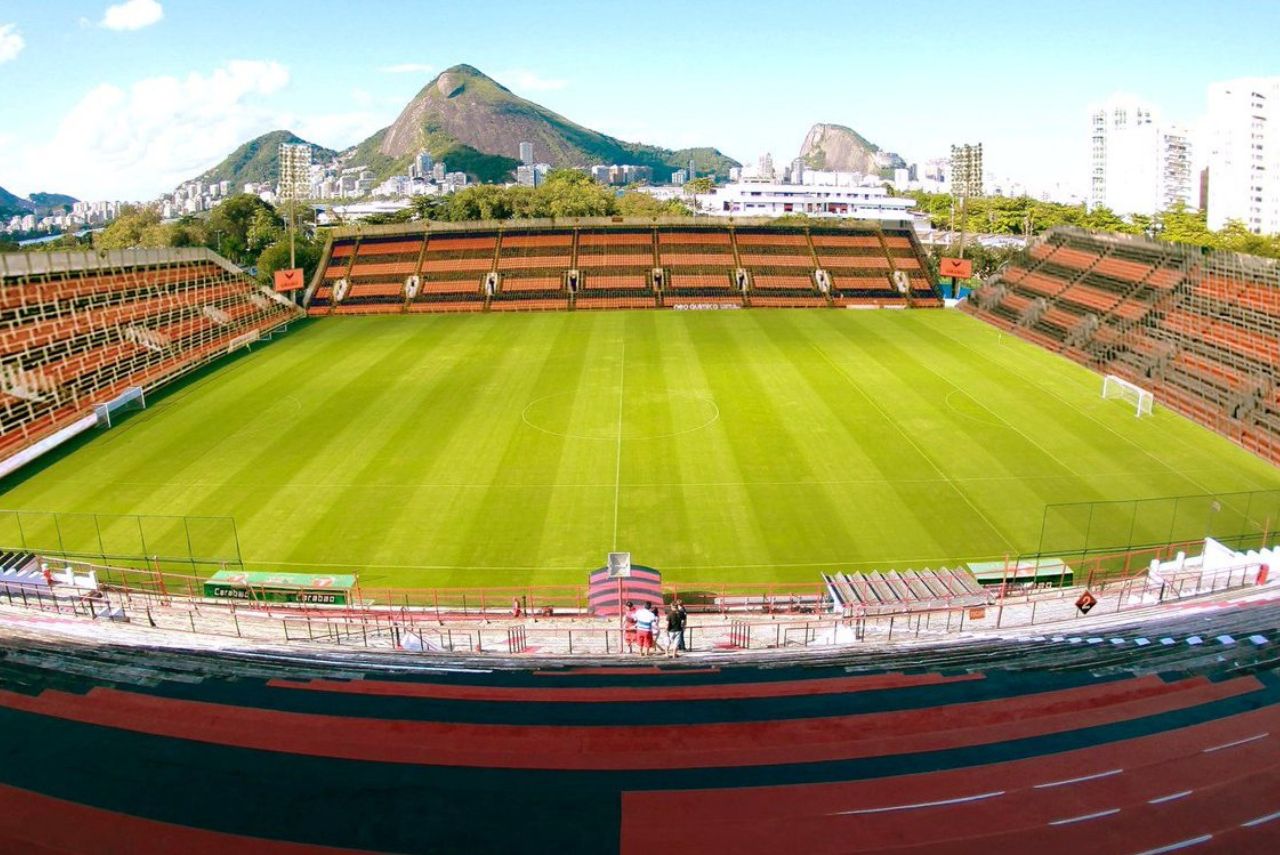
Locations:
616;191;690;218
96;206;162;249
206;194;282;263
256;234;321;289
684;177;714;212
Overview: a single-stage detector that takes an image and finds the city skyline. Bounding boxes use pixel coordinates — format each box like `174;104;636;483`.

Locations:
1;0;1278;202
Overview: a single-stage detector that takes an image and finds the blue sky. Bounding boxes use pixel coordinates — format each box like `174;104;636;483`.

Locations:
1;0;1277;200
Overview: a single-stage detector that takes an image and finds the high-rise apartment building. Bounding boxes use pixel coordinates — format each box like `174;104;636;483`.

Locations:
1205;77;1280;234
949;143;983;198
278;143;312;201
519;142;534;165
1088;96;1192;216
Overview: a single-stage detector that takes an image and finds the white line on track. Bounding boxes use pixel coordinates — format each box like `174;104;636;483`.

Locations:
1148;790;1194;804
1048;807;1120;826
1033;768;1124;789
829;790;1004;815
1133;834;1213;855
1241;809;1280;828
1202;732;1268;753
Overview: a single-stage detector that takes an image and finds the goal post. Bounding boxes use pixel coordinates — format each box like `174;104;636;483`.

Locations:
94;385;146;428
1102;374;1154;417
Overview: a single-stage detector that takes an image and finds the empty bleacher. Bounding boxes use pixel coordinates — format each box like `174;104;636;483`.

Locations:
490;231;572;312
308;219;942;315
965;226;1280;465
574;228;658;310
0;248;301;465
733;229;828;308
656;227;743;307
824;568;989;615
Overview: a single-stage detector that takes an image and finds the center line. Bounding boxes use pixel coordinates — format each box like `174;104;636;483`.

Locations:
612;335;626;550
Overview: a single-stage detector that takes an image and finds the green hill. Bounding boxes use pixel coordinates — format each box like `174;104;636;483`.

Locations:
345;64;739;184
197;130;338;189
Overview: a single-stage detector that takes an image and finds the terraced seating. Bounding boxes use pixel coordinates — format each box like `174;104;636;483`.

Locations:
308;222;943;315
1;249;300;463
965;226;1280;465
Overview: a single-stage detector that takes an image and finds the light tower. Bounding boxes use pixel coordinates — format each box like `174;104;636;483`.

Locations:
278;142;312;272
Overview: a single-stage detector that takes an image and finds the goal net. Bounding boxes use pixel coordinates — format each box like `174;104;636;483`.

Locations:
1102;374;1154;417
94;385;146;428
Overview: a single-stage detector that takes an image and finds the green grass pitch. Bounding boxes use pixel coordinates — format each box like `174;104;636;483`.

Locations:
2;309;1279;589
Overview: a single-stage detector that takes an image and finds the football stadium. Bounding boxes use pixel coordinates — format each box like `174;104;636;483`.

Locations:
2;215;1280;852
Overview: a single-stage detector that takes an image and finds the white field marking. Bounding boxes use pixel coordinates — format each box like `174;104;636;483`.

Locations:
612;335;626;551
1251;635;1270;645
923;319;1234;497
1048;808;1120;826
1133;834;1213;855
1202;732;1268;753
1033;768;1124;789
829;790;1005;816
1241;809;1280;828
1148;790;1194;805
811;343;1018;554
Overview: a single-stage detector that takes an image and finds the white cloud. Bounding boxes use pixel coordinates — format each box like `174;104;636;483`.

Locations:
379;63;433;75
499;69;567;93
0;23;24;63
101;0;164;31
17;60;291;199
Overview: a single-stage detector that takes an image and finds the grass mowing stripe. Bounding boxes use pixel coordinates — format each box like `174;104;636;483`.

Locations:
2;310;1276;587
809;338;1020;556
612;324;626;551
922;314;1271;496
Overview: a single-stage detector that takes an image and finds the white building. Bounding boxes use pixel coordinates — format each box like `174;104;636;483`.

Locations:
278;143;312;202
519;142;534;165
699;181;914;223
1089;96;1193;216
1205;77;1280;234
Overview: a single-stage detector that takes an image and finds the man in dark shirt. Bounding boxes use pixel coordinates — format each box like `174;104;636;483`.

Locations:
665;599;687;657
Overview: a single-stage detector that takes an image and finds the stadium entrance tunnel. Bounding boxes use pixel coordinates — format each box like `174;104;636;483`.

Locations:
521;389;719;441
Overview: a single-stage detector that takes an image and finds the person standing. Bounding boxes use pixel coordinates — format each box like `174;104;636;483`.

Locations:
633;602;657;656
623;602;637;654
665;600;687;658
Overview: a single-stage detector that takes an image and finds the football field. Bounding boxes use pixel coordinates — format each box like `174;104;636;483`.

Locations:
2;309;1279;589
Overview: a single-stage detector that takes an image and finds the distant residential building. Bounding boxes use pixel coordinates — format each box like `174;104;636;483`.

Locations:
411;150;435;180
950;143;983;198
789;158;805;184
688;158;696;180
589;164;653;186
1088;96;1192;216
278;142;312;202
519;142;534;165
1205;76;1280;234
516;163;550;187
431;162;446;182
670;169;688;186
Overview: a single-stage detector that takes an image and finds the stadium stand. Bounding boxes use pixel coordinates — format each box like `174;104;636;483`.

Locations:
966;227;1280;466
0;249;301;470
574;227;659;310
308;218;941;315
2;596;1280;852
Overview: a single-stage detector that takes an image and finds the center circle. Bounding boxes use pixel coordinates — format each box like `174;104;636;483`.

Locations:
522;389;720;440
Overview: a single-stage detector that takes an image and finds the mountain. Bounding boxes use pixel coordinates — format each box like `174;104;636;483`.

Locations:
0;187;80;218
0;186;28;216
798;123;884;174
344;64;739;184
196;130;338;190
27;192;78;211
